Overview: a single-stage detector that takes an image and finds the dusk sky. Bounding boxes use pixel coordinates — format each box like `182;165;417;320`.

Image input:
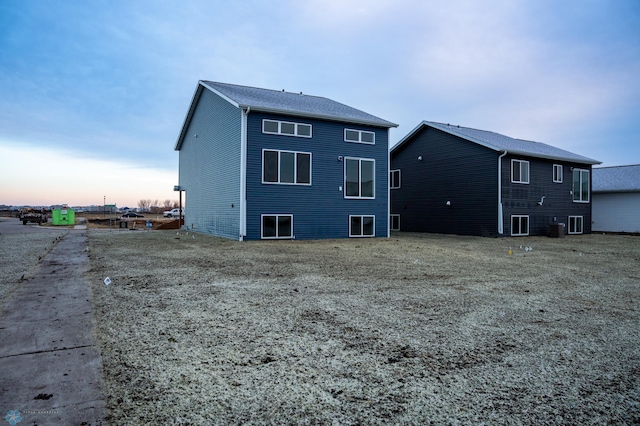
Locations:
1;0;639;207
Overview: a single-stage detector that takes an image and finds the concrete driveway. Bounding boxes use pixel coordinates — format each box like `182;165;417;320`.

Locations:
0;224;107;424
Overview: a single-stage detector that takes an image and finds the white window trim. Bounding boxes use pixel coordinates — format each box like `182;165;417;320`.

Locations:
262;149;312;186
390;169;401;189
261;214;294;239
572;169;590;203
344;128;375;145
568;216;584;234
349;215;375;237
390;214;400;231
511;159;530;184
262;119;312;138
553;164;563;183
344;157;375;199
511;215;530;236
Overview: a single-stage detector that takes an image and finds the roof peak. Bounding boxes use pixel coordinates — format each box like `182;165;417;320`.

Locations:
202;80;327;100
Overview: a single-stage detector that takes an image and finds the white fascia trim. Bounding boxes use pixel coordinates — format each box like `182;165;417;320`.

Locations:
175;83;204;150
200;80;241;108
387;128;391;238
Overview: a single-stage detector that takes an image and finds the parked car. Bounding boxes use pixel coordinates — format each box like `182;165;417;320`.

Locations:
121;212;144;218
163;208;183;218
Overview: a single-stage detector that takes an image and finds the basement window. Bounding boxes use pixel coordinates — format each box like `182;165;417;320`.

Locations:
350;215;375;237
261;214;293;239
511;215;529;236
568;216;583;234
390;214;400;231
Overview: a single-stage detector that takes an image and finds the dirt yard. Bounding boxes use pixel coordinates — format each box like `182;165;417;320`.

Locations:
83;231;639;424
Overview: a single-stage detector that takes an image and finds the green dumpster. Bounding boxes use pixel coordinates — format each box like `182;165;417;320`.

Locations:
52;208;75;226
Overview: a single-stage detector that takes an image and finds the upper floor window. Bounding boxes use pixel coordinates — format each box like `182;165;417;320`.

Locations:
573;169;590;202
511;159;530;184
390;170;401;189
262;149;311;185
263;119;312;138
553;164;563;183
344;157;375;199
344;129;375;144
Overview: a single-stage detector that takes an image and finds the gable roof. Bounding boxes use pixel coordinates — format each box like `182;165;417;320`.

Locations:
392;120;600;165
176;81;397;150
201;81;397;128
593;164;640;193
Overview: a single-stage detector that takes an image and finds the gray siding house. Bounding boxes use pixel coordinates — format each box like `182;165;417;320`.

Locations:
390;121;600;236
175;81;397;240
592;164;640;233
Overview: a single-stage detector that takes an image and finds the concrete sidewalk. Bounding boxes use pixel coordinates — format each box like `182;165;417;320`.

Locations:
0;230;107;425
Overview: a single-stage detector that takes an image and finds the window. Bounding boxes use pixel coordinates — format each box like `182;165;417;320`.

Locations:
262;119;312;138
572;169;590;202
261;214;293;239
390;214;400;231
553;164;563;183
568;216;583;234
511;160;530;184
350;215;375;237
511;215;529;236
344;158;375;198
390;170;401;189
262;150;311;185
344;129;375;144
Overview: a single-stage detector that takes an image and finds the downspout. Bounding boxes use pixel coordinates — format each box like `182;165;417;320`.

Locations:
387;128;391;238
239;107;250;241
497;150;507;235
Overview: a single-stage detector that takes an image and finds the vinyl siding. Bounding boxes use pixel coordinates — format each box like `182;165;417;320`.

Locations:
245;112;389;240
502;158;593;235
390;126;498;236
178;89;242;239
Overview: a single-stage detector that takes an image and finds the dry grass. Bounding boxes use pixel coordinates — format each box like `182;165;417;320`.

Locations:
86;231;640;425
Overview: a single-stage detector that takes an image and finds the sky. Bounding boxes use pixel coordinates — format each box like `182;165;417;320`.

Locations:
1;0;639;207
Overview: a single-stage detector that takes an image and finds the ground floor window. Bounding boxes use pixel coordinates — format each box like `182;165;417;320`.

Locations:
349;215;375;237
568;216;583;234
390;214;400;231
511;215;529;236
261;214;293;239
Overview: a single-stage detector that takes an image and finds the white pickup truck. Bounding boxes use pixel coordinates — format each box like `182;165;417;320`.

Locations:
163;208;184;218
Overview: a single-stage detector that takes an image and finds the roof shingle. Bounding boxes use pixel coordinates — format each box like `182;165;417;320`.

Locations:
593;164;640;192
201;81;397;128
393;121;600;165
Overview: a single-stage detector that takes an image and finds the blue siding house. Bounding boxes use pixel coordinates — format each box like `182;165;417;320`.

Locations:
390;121;601;237
175;81;397;240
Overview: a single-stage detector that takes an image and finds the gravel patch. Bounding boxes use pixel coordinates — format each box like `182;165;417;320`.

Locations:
87;231;640;425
